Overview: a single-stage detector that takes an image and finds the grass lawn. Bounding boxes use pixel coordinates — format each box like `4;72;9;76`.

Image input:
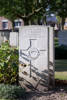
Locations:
55;60;67;80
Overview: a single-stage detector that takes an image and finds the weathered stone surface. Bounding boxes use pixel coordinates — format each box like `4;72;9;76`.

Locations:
0;31;10;45
10;32;18;47
49;27;55;87
19;26;54;91
0;32;4;45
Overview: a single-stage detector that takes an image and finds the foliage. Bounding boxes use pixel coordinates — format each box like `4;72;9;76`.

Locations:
0;41;19;84
49;0;67;17
0;0;48;25
49;0;67;29
0;84;25;99
54;38;59;47
56;16;61;24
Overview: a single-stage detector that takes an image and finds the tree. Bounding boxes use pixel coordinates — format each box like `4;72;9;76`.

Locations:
49;0;67;30
0;0;48;26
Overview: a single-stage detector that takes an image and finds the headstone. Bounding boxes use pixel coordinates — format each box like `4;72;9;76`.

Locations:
0;31;10;45
10;32;18;47
49;27;55;87
58;30;67;46
19;26;54;91
3;31;10;42
0;32;4;45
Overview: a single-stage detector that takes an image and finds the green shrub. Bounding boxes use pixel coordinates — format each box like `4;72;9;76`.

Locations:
0;42;19;84
54;38;59;47
0;84;25;99
55;45;67;59
54;38;67;59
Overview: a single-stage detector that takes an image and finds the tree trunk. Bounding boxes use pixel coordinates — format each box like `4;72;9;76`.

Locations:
61;17;65;30
38;17;41;25
12;21;15;31
24;18;30;25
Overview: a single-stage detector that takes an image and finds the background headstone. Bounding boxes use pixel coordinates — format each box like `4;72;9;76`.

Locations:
0;32;4;45
58;30;67;46
10;32;18;47
0;31;10;45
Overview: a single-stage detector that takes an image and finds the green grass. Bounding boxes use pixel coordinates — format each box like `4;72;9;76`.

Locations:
55;60;67;80
0;99;11;100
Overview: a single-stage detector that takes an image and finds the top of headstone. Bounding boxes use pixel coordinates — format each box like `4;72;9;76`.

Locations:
19;25;53;30
19;25;53;39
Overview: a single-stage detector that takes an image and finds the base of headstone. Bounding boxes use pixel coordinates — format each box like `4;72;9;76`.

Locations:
19;77;49;92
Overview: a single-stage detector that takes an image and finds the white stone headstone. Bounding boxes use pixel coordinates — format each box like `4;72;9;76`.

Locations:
3;31;10;42
0;32;4;45
10;32;18;47
58;30;67;46
19;26;54;91
49;27;55;86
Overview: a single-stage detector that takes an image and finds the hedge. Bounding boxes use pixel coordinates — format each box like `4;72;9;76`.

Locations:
0;41;19;84
55;45;67;59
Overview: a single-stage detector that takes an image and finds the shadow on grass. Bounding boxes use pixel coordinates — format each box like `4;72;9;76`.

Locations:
55;60;67;72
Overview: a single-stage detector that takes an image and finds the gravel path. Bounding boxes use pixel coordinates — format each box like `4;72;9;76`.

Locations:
22;86;67;100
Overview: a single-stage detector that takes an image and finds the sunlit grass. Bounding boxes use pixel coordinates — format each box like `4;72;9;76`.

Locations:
55;60;67;80
55;72;67;80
